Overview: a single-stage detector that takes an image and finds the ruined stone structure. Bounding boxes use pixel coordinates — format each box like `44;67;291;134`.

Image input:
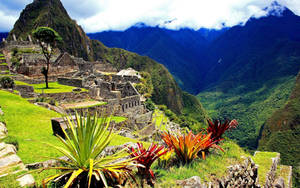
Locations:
17;53;79;77
57;77;83;88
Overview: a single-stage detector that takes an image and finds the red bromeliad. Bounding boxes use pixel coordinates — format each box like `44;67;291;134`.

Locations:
128;142;168;185
207;119;238;142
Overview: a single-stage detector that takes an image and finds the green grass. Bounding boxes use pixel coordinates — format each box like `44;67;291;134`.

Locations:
14;81;88;93
253;151;278;185
152;109;168;131
0;170;26;188
0;63;7;66
0;90;63;164
0;74;15;77
0;90;142;186
155;140;250;186
0;57;5;60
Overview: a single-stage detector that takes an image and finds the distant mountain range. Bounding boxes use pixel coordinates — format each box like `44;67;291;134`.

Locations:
88;6;300;95
88;27;222;93
88;5;300;151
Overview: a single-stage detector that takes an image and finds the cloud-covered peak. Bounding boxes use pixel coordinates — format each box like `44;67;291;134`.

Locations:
0;0;299;32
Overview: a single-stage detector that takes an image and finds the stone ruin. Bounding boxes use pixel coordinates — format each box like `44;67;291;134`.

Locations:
0;34;39;50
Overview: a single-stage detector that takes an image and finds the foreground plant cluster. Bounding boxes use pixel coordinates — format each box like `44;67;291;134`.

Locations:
31;112;238;188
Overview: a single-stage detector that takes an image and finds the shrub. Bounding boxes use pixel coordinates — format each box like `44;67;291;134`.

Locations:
162;131;223;164
0;77;14;89
2;136;19;150
207;119;238;142
37;112;137;188
128;142;168;186
145;98;155;111
35;97;57;106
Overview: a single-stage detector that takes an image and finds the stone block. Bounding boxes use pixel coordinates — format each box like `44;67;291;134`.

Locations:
0;154;22;168
17;174;35;187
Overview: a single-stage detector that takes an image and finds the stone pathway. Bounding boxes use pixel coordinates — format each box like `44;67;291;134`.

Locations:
0;107;35;187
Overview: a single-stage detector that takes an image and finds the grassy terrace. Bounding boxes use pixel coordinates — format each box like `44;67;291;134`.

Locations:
0;90;139;186
152;109;169;131
253;151;278;185
155;140;251;187
14;81;88;93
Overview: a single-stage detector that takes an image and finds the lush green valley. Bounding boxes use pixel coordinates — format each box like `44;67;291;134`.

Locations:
198;76;296;149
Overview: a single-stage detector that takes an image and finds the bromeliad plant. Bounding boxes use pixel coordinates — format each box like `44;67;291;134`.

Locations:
128;142;168;186
161;131;223;165
207;119;238;142
39;112;137;188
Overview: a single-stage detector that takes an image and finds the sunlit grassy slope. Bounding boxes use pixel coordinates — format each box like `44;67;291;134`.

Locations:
14;81;87;93
0;90;135;164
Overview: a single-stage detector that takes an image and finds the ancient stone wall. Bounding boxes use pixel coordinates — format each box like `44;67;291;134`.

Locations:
94;61;117;72
41;92;90;103
15;85;36;98
116;82;139;98
78;61;94;73
120;95;141;113
265;153;280;187
0;65;8;71
17;53;78;77
110;75;140;83
57;77;83;88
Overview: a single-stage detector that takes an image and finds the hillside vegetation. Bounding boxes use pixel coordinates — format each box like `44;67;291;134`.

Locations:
198;76;295;149
259;71;300;186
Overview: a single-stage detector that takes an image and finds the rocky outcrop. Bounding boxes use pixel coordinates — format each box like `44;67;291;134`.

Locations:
176;154;291;188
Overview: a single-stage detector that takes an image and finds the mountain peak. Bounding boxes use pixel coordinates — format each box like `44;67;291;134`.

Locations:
8;0;90;59
265;1;294;17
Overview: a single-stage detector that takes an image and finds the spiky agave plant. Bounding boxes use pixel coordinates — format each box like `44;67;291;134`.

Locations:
206;119;238;142
161;131;223;164
40;112;137;188
128;142;168;186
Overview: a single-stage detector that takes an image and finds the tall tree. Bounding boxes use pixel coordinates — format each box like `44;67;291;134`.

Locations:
32;27;62;88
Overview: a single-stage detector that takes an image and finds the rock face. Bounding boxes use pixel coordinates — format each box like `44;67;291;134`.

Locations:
176;176;202;188
17;174;35;187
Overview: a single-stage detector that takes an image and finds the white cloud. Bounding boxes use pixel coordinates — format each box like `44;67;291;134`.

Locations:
0;0;299;32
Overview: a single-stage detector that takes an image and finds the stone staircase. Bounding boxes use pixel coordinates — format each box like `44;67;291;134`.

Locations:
0;108;35;187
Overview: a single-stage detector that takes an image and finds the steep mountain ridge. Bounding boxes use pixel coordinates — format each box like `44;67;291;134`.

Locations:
88;27;211;92
201;8;300;91
6;0;207;117
197;7;300;149
258;71;300;185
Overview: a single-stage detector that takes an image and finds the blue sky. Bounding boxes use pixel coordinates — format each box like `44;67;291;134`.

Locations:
0;0;300;32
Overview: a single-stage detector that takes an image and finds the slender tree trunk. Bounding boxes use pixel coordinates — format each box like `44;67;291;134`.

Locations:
45;60;50;89
45;72;48;89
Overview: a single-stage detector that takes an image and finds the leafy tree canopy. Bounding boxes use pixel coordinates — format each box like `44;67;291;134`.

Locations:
32;27;62;45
